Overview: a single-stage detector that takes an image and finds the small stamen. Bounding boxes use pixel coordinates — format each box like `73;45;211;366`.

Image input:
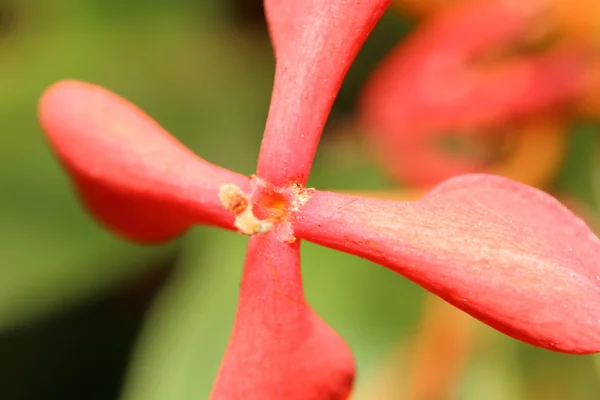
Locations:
219;177;313;242
219;184;274;235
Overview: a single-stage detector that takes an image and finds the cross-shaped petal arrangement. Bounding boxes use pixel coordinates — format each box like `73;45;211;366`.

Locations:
38;0;600;398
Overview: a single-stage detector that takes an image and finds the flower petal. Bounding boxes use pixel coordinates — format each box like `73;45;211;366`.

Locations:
359;0;593;185
210;234;354;399
257;0;390;186
39;80;248;243
553;0;600;42
295;174;600;353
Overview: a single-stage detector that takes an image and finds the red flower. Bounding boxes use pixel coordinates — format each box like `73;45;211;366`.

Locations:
38;0;600;398
359;0;600;185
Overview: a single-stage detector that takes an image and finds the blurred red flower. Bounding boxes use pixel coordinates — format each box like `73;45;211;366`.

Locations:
359;0;600;186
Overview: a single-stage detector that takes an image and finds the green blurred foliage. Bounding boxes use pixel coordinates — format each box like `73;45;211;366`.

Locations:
0;0;599;399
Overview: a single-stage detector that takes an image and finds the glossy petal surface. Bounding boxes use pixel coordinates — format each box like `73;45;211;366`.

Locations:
296;174;600;353
39;80;248;242
257;0;390;186
210;234;354;399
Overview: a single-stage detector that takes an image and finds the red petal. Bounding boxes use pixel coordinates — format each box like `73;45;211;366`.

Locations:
295;174;600;353
257;0;390;186
359;1;593;185
39;80;248;243
210;234;354;399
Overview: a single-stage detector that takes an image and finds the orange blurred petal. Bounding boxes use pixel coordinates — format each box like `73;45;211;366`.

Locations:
487;118;567;188
552;0;600;42
339;187;424;201
406;295;474;400
579;64;600;117
352;295;474;400
391;0;452;18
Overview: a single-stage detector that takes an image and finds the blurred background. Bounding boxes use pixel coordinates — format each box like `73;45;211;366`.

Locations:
1;0;600;399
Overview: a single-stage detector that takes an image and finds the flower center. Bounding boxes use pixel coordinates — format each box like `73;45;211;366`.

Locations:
219;175;312;242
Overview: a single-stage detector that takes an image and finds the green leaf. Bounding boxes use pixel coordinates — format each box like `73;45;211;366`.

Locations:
122;228;246;400
554;123;599;206
0;144;177;329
